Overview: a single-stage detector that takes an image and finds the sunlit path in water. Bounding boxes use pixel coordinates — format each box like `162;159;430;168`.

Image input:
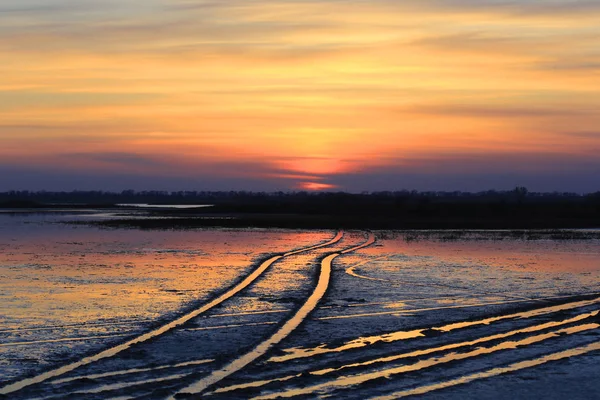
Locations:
173;232;376;397
2;220;599;400
252;324;600;399
0;231;343;396
371;341;600;400
271;295;600;362
211;306;600;396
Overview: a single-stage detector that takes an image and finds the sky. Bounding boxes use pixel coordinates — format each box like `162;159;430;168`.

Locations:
1;0;599;192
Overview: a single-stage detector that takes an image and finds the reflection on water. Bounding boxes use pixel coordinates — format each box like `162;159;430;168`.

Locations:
2;213;600;397
174;231;355;397
371;234;600;274
116;204;214;209
214;308;600;396
51;358;214;385
0;211;330;384
185;321;279;332
0;213;328;327
0;333;130;348
372;341;600;400
312;310;599;376
271;296;600;362
74;371;191;395
333;232;600;320
255;324;600;399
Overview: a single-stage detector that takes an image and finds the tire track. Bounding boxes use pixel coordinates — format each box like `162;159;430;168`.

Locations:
0;231;343;396
312;310;600;376
270;294;600;362
210;309;599;395
74;373;191;395
172;232;376;398
371;341;600;400
50;359;214;385
253;323;600;399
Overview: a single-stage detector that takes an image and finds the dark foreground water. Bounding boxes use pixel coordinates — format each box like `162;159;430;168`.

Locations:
1;210;599;399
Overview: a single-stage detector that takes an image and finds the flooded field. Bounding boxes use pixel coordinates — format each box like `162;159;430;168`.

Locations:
1;210;599;399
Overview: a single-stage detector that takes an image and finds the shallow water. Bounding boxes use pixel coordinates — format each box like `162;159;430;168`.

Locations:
0;211;330;382
115;204;214;209
1;212;599;399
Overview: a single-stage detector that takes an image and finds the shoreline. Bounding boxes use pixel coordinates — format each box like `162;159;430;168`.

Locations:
76;214;600;231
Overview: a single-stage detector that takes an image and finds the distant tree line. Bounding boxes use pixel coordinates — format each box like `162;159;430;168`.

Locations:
3;188;600;229
0;187;599;207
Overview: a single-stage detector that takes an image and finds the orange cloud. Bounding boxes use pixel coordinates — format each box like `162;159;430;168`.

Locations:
0;1;599;190
297;182;338;191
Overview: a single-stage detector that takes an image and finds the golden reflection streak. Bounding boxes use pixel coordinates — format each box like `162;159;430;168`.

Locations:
372;341;600;400
174;254;339;396
210;310;598;395
173;232;375;397
0;231;342;396
253;324;600;399
270;295;600;362
313;310;599;375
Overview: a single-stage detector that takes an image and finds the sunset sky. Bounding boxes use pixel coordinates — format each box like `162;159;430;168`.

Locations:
1;0;599;192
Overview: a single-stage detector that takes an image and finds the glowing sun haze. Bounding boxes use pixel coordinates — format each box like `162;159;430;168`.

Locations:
1;0;599;192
